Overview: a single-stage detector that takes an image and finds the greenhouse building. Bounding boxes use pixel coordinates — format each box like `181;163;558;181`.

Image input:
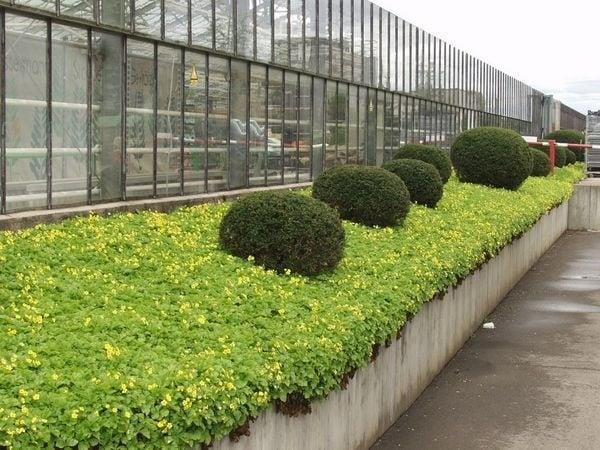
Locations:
0;0;585;214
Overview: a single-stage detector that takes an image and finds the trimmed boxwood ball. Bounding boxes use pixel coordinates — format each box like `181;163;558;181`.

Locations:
219;191;345;276
537;144;567;168
566;149;577;165
383;159;444;208
530;149;551;177
394;144;452;183
312;165;411;227
544;129;586;162
450;127;533;190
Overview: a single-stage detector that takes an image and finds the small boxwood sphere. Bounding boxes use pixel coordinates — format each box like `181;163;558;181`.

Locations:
394;144;452;183
566;149;577;165
530;149;551;177
450;127;533;190
312;165;411;227
538;145;567;168
383;159;444;208
219;191;345;276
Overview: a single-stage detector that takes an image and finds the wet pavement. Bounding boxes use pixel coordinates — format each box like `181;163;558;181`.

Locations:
372;231;600;450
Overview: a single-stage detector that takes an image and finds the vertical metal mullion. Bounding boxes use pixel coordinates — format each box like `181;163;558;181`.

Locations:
46;20;52;210
130;0;135;33
179;48;185;195
212;0;217;50
204;53;209;193
86;29;92;205
152;43;158;197
226;58;232;190
0;9;5;214
160;0;166;40
121;36;127;201
245;63;251;188
93;0;99;24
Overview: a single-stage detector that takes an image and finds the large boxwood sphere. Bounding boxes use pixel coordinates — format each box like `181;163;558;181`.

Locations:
530;149;551;177
312;165;411;227
383;159;444;208
566;149;577;165
394;144;452;183
544;129;586;162
219;191;345;276
450;127;533;190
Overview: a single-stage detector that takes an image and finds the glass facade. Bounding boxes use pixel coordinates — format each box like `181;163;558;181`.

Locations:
0;1;550;214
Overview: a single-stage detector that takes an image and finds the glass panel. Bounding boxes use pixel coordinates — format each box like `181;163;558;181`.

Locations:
135;0;162;37
249;64;267;186
305;0;318;73
215;0;234;53
191;0;213;48
156;46;182;196
91;31;123;203
400;20;407;92
61;0;94;20
229;60;248;190
165;0;189;43
392;93;401;147
372;5;380;87
184;51;207;195
5;15;48;212
337;83;348;164
290;0;303;69
342;0;352;81
366;89;376;165
207;56;229;192
298;74;311;181
51;24;88;208
358;86;367;165
283;71;298;184
363;3;371;85
353;0;362;83
325;80;337;168
381;11;389;89
376;90;384;165
274;0;288;66
14;0;55;12
237;0;254;58
317;0;329;76
410;25;417;93
100;0;131;29
312;77;325;177
384;93;393;162
256;0;271;62
266;68;282;185
331;0;341;76
348;85;358;164
390;17;396;91
126;40;155;199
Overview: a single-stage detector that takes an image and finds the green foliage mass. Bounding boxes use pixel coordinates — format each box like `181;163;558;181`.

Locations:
383;159;444;208
393;144;453;184
530;149;552;177
0;165;584;449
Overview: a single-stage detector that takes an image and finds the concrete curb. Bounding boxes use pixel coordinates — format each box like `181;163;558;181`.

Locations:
210;202;570;450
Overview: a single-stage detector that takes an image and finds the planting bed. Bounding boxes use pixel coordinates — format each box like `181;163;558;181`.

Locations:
0;165;584;448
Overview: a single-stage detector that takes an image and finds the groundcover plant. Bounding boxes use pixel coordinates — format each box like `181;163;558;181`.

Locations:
0;165;584;448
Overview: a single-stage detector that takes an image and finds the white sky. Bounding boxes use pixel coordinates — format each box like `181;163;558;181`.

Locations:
374;0;600;114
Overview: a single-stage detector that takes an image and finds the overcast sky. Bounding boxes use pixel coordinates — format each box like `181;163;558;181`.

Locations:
374;0;599;114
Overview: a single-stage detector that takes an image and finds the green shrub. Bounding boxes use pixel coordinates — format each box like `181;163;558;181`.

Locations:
394;144;452;183
530;149;551;177
313;165;411;227
537;144;567;168
544;129;584;144
383;159;444;208
565;149;577;165
450;127;533;190
219;191;345;276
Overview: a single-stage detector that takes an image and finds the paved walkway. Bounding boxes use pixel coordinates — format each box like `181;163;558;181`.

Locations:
372;231;600;450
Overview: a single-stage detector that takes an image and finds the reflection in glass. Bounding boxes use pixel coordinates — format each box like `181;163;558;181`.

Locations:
318;0;329;76
256;0;272;62
237;0;254;58
5;15;48;212
191;0;213;48
353;0;363;83
52;24;88;207
274;0;289;66
61;0;94;20
126;40;155;199
342;0;352;81
305;0;318;73
312;78;325;178
331;0;341;76
215;0;233;53
283;72;298;184
325;81;337;168
366;89;376;165
165;0;189;43
14;0;54;12
207;56;229;191
363;3;371;85
249;65;268;186
135;0;162;37
348;85;359;164
99;0;131;29
290;0;303;69
184;51;207;194
376;91;384;165
381;10;389;89
337;83;349;165
267;69;283;185
157;46;182;196
229;60;248;189
358;87;367;165
372;6;380;87
298;75;312;181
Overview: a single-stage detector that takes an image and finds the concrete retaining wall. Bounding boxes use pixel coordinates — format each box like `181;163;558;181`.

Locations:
210;202;570;450
568;178;600;231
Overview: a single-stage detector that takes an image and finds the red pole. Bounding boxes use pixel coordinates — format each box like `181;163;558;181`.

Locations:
549;140;556;173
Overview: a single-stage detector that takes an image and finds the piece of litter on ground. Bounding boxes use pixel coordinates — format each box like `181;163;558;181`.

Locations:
483;322;495;330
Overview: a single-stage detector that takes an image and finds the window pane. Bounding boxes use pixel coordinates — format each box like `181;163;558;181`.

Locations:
91;31;123;202
331;0;341;76
237;0;254;58
207;56;229;192
15;0;54;12
358;86;367;165
267;68;283;185
342;0;352;81
215;0;233;53
191;0;213;48
366;89;376;165
5;15;48;212
100;0;131;29
348;85;358;164
157;46;182;196
363;3;371;85
337;84;348;164
184;51;207;194
376;90;384;165
298;74;311;181
125;40;155;199
390;17;397;91
229;60;248;190
353;0;363;83
372;6;380;87
51;24;88;207
325;81;337;169
256;0;272;62
249;64;267;186
305;0;318;73
165;0;189;43
290;0;303;69
283;72;298;184
318;0;329;76
384;93;393;162
381;11;389;89
274;0;288;66
312;78;325;178
61;0;94;20
135;0;162;37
